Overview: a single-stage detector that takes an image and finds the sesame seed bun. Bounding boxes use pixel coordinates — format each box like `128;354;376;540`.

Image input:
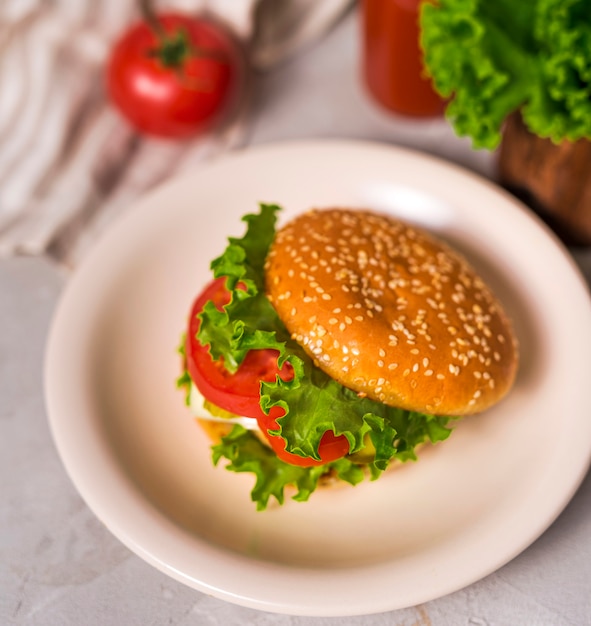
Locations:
265;208;518;416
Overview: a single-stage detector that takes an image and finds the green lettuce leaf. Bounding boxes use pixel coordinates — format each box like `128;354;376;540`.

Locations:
197;204;289;372
526;0;591;143
420;0;591;148
176;335;192;406
196;204;454;509
212;423;450;511
260;354;451;471
212;425;361;510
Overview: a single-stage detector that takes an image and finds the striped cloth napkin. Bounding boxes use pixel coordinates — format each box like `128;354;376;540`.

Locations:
0;0;351;266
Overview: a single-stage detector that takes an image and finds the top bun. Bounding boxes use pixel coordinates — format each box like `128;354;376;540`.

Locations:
265;208;518;416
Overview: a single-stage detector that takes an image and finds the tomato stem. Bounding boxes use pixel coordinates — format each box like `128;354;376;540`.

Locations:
140;0;230;68
151;30;192;67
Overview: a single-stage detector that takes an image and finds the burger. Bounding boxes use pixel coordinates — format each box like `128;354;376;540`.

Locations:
178;204;518;510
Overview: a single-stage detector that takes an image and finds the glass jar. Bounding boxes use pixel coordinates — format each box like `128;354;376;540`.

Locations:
361;0;445;117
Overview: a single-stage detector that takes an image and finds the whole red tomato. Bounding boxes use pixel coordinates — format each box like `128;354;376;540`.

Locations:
106;13;242;138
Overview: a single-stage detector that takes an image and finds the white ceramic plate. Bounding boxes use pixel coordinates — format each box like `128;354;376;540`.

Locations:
45;140;591;616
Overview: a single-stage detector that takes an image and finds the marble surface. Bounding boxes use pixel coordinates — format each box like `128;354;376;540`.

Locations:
3;9;591;625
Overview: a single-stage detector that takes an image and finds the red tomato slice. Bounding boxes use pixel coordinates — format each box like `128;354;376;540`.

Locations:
185;277;288;419
257;410;351;467
185;278;350;466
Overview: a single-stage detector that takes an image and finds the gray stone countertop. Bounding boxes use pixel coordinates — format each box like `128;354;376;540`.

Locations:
2;9;591;626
